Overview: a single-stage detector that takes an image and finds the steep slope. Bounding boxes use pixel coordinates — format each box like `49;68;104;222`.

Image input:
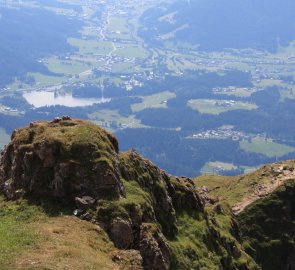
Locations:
0;118;293;269
239;180;295;270
196;162;295;270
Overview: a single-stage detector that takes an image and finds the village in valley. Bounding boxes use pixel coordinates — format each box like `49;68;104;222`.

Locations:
1;0;295;176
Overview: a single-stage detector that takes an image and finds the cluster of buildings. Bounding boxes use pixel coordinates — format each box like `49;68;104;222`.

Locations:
190;126;262;141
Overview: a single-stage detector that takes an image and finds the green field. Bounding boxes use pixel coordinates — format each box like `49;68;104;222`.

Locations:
46;57;90;75
188;99;257;114
112;62;135;73
254;79;283;88
226;61;251;71
166;56;199;73
107;17;133;40
214;87;258;97
0;198;42;269
116;44;148;59
131;91;176;112
201;161;237;174
68;38;114;55
240;138;295;157
88;109;146;131
108;17;129;33
28;72;67;86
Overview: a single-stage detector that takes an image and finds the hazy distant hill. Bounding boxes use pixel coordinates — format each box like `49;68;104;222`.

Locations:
139;0;295;52
0;7;82;87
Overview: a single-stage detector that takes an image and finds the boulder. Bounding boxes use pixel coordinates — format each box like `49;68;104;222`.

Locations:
110;218;134;249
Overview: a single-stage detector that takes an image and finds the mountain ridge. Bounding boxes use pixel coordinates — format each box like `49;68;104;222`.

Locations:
0;118;294;270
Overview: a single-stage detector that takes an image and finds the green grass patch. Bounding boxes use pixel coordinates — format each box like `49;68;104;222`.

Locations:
111;62;135;73
28;72;67;85
68;38;114;55
188;99;257;115
240;138;295;157
214;87;258;97
169;210;258;270
196;160;295;206
106;17;132;40
88;109;146;131
131;91;176;112
108;17;129;33
46;57;90;75
170;212;222;269
201;161;237;174
116;44;148;59
195;174;245;206
0;197;45;269
226;61;252;71
254;79;282;88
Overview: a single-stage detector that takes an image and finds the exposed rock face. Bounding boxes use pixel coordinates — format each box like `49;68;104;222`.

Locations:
0;118;124;200
92;149;203;270
139;223;171;270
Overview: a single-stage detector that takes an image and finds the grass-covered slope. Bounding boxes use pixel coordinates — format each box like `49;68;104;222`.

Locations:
196;161;295;270
238;180;295;270
0;196;138;270
119;150;259;269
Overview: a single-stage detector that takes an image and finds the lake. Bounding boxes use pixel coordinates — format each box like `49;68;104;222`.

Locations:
23;91;111;108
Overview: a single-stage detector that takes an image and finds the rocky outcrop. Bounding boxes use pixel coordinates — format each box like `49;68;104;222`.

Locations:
110;217;134;249
0;118;124;200
0;119;181;270
139;223;171;270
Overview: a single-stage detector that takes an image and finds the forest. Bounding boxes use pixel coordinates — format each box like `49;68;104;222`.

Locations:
0;6;82;87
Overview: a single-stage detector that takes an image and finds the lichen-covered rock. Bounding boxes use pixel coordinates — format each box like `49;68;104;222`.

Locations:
0;118;125;200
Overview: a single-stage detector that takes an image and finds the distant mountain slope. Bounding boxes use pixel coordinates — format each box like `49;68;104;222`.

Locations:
139;0;295;52
0;7;82;87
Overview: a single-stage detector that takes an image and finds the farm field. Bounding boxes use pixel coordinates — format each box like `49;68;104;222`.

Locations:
131;91;176;112
240;138;295;158
188;99;257;115
201;161;237;174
